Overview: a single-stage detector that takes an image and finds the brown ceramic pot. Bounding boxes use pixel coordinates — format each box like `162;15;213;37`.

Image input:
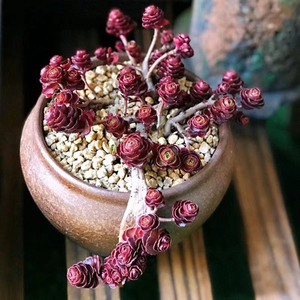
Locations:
20;62;235;256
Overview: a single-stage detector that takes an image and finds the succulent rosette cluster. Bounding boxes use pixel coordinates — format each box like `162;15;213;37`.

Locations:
38;5;266;290
117;133;153;168
117;67;147;100
94;47;119;65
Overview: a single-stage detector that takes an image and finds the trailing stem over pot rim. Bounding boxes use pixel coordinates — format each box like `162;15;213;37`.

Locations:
36;5;264;289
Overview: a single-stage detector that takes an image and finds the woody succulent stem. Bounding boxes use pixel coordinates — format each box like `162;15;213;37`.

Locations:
164;96;216;136
156;101;164;129
159;217;175;223
118;168;152;242
119;35;137;66
142;28;159;74
172;121;191;149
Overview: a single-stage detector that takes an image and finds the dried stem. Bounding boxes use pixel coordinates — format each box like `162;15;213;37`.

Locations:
118;167;152;241
146;49;176;81
142;28;159;74
120;35;137;66
156;101;164;129
172;121;191;149
159;217;174;223
164;97;215;136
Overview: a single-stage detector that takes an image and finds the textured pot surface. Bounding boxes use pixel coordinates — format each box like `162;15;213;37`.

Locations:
20;67;235;256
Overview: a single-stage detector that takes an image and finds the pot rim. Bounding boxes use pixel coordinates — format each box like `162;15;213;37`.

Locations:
34;62;231;204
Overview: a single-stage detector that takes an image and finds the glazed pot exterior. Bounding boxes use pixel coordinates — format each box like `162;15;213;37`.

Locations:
20;68;235;256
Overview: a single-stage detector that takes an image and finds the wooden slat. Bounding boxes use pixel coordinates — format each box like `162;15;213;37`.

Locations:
233;125;300;299
157;228;213;300
66;239;120;300
0;1;24;299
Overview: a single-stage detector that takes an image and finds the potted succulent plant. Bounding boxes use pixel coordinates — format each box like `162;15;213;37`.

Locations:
20;5;264;289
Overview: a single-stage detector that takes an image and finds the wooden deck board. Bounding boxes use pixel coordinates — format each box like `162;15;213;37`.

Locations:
233;125;300;299
157;229;213;300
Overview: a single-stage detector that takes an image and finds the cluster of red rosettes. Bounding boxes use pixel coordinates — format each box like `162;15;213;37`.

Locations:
125;41;142;63
106;8;137;37
173;33;194;59
142;5;169;29
157;77;187;106
104;114;129;138
187;114;210;137
190;80;213;103
67;255;101;289
45;104;95;136
40;55;85;98
135;104;157;128
117;133;153;168
154;144;202;173
160;29;174;46
117;67;147;100
94;47;119;65
157;55;185;80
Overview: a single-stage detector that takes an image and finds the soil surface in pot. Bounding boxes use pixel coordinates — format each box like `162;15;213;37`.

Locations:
43;64;219;192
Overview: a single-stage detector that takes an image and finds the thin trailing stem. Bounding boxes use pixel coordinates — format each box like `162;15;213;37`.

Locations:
159;217;174;223
164;96;215;136
156;101;164;129
172;121;191;149
120;35;137;66
142;28;159;74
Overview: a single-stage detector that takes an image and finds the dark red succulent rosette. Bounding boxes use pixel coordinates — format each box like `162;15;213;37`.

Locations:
180;149;202;173
172;200;199;227
160;29;174;45
95;47;119;65
135;105;157;127
117;133;152;168
83;255;102;274
71;50;92;73
177;43;194;59
40;65;64;98
142;228;171;255
173;33;190;48
106;8;137;37
122;226;144;250
154;144;181;169
112;242;139;267
210;96;236;124
233;111;250;125
145;188;165;209
101;257;128;288
67;259;101;288
222;70;244;95
45;104;94;135
49;55;71;70
117;67;147;98
215;82;231;95
142;5;169;29
104;114;129;138
156;75;173;89
54;90;80;106
190;80;213;103
126;41;142;63
157;55;185;80
115;41;124;52
149;50;163;67
202;107;215;122
157;80;185;106
64;68;85;90
94;47;107;62
138;214;160;232
240;87;264;109
187;114;210;137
